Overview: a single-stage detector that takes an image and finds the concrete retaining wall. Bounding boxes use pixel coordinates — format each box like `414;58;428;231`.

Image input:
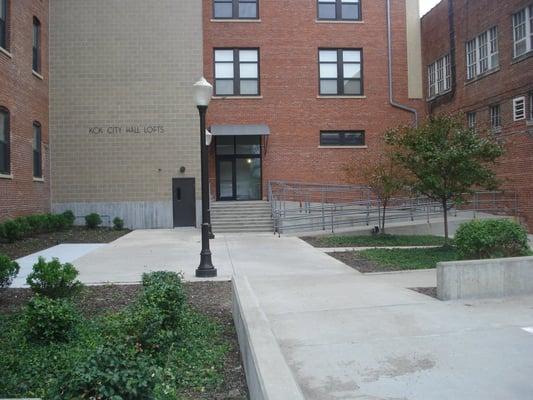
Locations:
232;274;305;400
437;256;533;300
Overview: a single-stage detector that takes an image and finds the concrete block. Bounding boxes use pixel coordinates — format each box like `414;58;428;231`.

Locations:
437;256;533;300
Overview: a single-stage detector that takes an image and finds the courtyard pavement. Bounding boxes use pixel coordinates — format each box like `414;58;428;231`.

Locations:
12;229;533;398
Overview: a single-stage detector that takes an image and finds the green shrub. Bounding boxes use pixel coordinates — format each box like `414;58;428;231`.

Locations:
62;210;76;227
85;213;102;229
23;295;80;343
0;254;20;289
2;219;24;242
46;213;69;231
26;214;49;233
14;217;32;238
113;216;124;230
26;257;83;298
141;271;186;329
455;219;531;260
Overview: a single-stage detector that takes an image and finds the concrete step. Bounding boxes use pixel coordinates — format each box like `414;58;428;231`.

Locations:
211;201;273;233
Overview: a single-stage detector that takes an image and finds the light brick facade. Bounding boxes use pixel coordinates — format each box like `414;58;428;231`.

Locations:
0;0;50;220
421;0;533;230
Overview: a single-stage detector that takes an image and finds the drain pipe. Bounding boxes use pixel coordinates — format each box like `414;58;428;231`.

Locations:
386;0;418;127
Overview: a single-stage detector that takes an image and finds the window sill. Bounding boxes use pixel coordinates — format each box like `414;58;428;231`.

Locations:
32;70;44;80
526;120;533;126
210;19;261;23
212;95;263;100
426;89;452;102
318;145;367;149
465;67;500;86
0;173;13;180
317;95;366;99
33;177;45;182
0;47;12;59
511;50;533;65
491;127;502;134
315;19;364;24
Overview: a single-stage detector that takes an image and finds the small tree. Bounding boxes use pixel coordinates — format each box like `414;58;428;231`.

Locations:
385;114;503;243
344;154;406;234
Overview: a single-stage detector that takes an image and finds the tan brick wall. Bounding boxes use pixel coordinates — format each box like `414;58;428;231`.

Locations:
49;0;203;225
0;0;50;221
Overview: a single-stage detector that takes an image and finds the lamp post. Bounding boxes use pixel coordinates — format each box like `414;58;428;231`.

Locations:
193;77;217;278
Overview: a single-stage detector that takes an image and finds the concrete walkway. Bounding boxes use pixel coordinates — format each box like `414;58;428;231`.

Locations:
14;229;533;398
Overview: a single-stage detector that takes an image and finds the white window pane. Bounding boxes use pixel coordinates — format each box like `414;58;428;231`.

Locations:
214;3;233;18
318;3;336;18
216;80;234;95
239;3;257;18
341;4;359;19
319;0;336;3
240;80;258;95
320;63;338;78
343;79;361;95
319;50;337;62
239;50;258;62
320;80;338;94
215;63;234;78
343;63;360;79
342;0;358;3
343;50;360;62
240;63;258;78
215;50;234;62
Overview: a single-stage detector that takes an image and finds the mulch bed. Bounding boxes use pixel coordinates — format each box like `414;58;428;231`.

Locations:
0;281;248;400
0;226;131;260
328;251;401;273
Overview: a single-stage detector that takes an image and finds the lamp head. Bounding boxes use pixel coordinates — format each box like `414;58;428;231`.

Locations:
193;77;213;107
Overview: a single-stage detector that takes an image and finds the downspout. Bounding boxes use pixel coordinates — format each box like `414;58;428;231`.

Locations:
386;0;418;127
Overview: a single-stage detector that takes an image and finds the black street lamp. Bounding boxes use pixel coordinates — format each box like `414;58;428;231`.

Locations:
193;77;217;278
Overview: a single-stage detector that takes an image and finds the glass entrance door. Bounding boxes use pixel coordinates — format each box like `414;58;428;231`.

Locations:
216;135;262;201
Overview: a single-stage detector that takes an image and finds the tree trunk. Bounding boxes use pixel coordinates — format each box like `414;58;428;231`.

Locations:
442;198;449;244
381;200;387;234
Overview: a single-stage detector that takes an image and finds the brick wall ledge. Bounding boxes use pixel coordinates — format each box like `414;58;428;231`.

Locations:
315;19;364;24
316;95;367;99
318;145;368;149
32;70;44;80
0;47;12;58
33;177;45;182
0;173;13;180
210;19;261;23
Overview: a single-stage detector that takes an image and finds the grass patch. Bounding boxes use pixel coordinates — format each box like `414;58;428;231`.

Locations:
357;246;459;270
303;234;447;248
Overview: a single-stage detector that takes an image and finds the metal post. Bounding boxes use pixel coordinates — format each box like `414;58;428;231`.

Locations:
195;105;217;278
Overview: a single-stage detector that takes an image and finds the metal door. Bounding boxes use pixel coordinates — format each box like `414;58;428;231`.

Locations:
172;178;196;227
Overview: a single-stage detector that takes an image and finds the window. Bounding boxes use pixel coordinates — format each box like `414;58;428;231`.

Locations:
213;0;258;19
513;97;526;121
0;0;7;50
490;104;501;131
0;107;9;174
427;54;451;98
32;17;41;72
513;5;533;58
216;135;261;155
320;131;365;146
214;49;259;96
319;49;362;96
33;122;42;178
467;112;476;130
317;0;361;21
466;27;499;79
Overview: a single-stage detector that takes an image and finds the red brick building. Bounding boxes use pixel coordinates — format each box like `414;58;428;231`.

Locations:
203;0;425;201
0;0;49;220
421;0;533;230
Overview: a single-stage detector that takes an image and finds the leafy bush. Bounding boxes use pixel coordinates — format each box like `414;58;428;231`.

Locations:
0;254;20;289
23;296;80;343
0;212;74;243
141;271;186;328
26;257;83;298
2;219;24;242
62;210;76;227
113;216;124;230
85;213;102;229
455;219;531;260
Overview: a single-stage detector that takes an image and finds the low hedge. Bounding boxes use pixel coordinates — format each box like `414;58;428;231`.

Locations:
0;211;75;243
455;219;531;260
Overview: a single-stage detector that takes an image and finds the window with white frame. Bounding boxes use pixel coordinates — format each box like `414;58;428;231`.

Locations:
513;5;533;58
467;112;476;130
465;27;498;80
490;104;501;130
513;97;526;121
427;54;450;98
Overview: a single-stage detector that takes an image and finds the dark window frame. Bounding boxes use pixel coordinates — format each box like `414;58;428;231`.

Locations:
320;130;365;146
317;0;362;21
213;0;259;20
32;16;41;73
213;47;260;96
318;48;364;96
0;106;10;175
33;121;42;178
0;0;8;51
529;91;533;120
